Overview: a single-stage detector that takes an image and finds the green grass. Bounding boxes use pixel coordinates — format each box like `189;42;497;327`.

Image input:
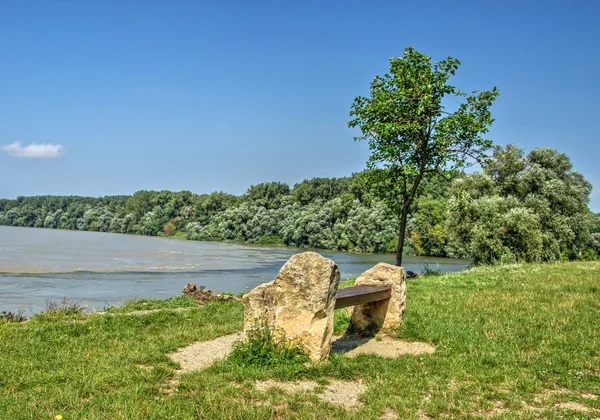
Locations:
228;327;310;368
103;295;201;314
169;231;188;240
1;262;599;418
29;298;87;323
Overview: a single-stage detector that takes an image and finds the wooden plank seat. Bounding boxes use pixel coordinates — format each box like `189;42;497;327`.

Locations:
334;285;392;309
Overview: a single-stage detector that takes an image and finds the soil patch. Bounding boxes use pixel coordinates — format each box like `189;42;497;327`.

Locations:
320;379;365;408
160;333;241;395
331;335;435;357
470;400;508;417
255;379;366;409
255;379;318;394
417;408;433;419
540;388;598;401
555;401;597;414
522;388;600;415
170;332;241;373
378;408;399;419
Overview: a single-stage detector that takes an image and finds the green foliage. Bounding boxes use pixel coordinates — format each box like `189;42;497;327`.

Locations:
0;145;596;265
333;278;355;334
349;46;499;265
421;263;442;276
163;218;177;236
333;308;352;335
292;177;351;205
104;295;200;313
181;173;406;253
446;145;597;264
407;194;449;257
228;327;309;368
0;310;27;323
32;298;86;322
244;182;290;209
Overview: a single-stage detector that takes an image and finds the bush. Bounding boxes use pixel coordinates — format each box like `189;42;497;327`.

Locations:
446;145;597;265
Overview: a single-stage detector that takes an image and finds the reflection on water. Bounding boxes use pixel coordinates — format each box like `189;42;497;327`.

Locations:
0;226;469;314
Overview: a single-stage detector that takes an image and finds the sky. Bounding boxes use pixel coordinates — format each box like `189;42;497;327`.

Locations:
1;0;599;211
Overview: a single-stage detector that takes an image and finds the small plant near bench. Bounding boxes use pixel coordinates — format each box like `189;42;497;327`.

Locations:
228;326;309;368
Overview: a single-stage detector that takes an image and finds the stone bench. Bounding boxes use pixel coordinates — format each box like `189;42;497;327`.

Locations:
243;252;406;362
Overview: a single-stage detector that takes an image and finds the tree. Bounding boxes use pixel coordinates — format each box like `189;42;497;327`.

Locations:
446;145;596;264
244;182;290;209
349;46;499;265
292;177;350;205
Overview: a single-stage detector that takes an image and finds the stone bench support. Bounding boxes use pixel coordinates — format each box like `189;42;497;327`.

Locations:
350;263;406;336
243;253;406;362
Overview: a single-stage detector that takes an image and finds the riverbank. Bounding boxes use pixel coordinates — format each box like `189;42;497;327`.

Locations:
0;226;469;314
1;261;599;418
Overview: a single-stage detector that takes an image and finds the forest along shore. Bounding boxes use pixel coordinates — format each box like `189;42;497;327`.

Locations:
2;149;599;266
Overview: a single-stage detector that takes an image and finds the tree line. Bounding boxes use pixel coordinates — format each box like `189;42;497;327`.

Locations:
1;144;598;264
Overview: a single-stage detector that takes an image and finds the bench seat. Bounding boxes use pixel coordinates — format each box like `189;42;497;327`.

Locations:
334;285;392;309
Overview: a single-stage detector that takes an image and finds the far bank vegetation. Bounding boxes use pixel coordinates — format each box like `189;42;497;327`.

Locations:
0;145;598;264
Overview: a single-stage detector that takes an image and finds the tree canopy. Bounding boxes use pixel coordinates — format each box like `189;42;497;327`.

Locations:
349;46;500;265
0;149;597;264
446;145;598;264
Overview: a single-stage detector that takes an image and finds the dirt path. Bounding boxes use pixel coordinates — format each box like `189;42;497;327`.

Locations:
170;332;241;373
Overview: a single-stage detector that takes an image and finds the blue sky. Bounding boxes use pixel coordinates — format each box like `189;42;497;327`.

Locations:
1;0;599;211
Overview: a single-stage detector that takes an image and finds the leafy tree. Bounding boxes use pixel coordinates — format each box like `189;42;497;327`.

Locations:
349;46;499;265
194;192;238;225
333;200;397;253
244;182;290;209
407;196;448;257
446;145;596;263
0;164;596;263
292;177;350;205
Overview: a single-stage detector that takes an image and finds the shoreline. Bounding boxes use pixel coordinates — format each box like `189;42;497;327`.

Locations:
2;260;599;417
0;224;455;259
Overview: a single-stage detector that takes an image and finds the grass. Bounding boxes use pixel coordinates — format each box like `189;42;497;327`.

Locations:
103;295;201;314
167;231;188;240
1;261;599;418
29;298;87;322
228;327;310;368
332;277;356;334
0;309;27;323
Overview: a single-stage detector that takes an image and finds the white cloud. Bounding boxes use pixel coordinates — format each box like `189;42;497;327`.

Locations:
0;141;65;158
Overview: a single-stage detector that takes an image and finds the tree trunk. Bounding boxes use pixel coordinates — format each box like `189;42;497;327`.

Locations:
395;205;409;266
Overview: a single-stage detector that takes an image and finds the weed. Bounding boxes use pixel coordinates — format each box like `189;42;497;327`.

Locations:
228;327;309;368
422;263;442;276
45;297;86;315
0;309;27;323
334;308;352;334
30;298;86;321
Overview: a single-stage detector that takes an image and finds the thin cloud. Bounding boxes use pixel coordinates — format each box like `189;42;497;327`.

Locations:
0;141;66;158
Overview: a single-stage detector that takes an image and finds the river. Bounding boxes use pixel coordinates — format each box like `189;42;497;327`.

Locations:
0;226;469;314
